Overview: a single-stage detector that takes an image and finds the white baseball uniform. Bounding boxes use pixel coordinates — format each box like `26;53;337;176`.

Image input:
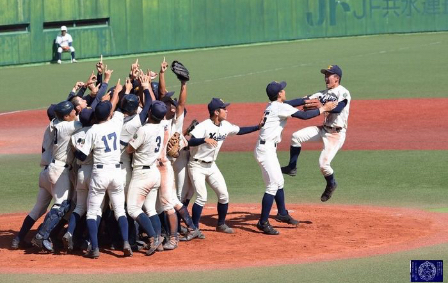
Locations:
188;119;240;206
77;111;126;221
254;101;297;195
127;123;165;219
291;85;351;176
158;113;185;211
71;126;94;217
28;124;55;220
39;119;81;205
120;114;143;195
55;33;75;53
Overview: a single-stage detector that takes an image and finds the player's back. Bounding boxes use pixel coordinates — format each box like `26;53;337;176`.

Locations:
89;113;123;165
131;123;165;167
51;119;82;163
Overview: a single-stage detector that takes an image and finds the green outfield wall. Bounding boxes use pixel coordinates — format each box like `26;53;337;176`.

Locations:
1;0;447;66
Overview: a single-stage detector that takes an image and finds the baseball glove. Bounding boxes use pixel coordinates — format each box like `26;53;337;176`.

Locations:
171;61;190;81
303;99;322;111
184;119;199;136
166;132;181;158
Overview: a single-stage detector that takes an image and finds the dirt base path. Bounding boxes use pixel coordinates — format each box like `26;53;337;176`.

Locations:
1;98;447;154
1;204;448;274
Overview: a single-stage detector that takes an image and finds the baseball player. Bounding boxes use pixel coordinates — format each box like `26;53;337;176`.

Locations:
10;105;57;250
30;100;82;250
188;98;261;235
156;60;201;249
74;80;133;259
55;26;76;64
126;101;167;255
255;81;336;235
281;65;351;202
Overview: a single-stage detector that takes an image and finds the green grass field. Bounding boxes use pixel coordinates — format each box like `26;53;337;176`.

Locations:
0;32;447;283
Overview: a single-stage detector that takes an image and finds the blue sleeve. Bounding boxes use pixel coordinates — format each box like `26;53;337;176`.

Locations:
138;89;153;124
237;125;260;135
291;109;320;120
188;137;206;147
329;100;347;113
285;98;306;107
90;82;109;110
77;86;87;97
97;73;103;86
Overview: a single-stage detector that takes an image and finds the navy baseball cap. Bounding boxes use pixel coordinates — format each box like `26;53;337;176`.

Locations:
266;81;287;99
208;98;230;114
161;92;177;107
95;101;112;122
150;101;167;121
47;104;56;121
79;108;94;127
54;100;74;120
320;65;342;78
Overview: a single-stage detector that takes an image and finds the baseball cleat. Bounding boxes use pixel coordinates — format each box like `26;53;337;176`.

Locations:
84;248;100;259
11;236;20;250
62;232;73;251
71;59;77;63
321;181;338;202
31;234;53;252
216;224;235;234
179;225;188;236
197;230;206;239
156;236;164;251
281;166;297;177
123;241;133;257
179;228;202;241
275;211;299;226
146;237;162;256
57;59;62;64
163;236;178;250
256;220;279;235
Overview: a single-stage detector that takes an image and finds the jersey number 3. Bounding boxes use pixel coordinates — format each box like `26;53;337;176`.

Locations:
101;133;117;152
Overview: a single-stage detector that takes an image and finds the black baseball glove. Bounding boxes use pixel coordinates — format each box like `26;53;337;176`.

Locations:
171;60;190;81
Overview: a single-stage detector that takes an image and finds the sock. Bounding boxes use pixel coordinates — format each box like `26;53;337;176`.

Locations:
177;205;196;230
149;215;162;236
17;215;36;240
192;203;203;228
275;189;287;216
260;193;275;223
287;146;301;169
136;213;155;238
183;199;190;207
117;216;129;242
217;203;228;226
71;52;75;59
67;212;80;235
176;211;182;232
86;219;98;250
127;214;137;245
166;213;178;237
57;52;61;60
158;212;167;235
324;174;335;186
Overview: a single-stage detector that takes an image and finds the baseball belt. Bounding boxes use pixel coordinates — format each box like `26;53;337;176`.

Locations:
323;125;342;133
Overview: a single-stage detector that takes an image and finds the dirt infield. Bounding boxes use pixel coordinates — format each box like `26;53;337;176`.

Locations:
1;204;448;274
1;98;447;154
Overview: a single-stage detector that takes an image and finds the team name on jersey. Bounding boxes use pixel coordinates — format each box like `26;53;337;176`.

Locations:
209;132;227;141
319;93;338;104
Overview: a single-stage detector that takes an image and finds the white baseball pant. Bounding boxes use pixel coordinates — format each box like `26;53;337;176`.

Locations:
127;166;161;219
172;149;195;203
291;126;346;176
254;140;284;196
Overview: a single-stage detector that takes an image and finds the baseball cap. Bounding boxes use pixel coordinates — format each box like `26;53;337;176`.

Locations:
160;92;177;107
94;101;112;122
266;81;287;99
79;108;94;127
54;101;74;120
208;98;230;114
320;65;342;78
150;101;167;121
61;26;67;31
47;104;56;121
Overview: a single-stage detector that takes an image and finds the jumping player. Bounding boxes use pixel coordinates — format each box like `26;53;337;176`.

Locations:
281;65;351;202
255;81;336;235
188;98;261;235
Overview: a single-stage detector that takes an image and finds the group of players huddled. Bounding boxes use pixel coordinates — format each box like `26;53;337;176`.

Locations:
10;55;350;259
